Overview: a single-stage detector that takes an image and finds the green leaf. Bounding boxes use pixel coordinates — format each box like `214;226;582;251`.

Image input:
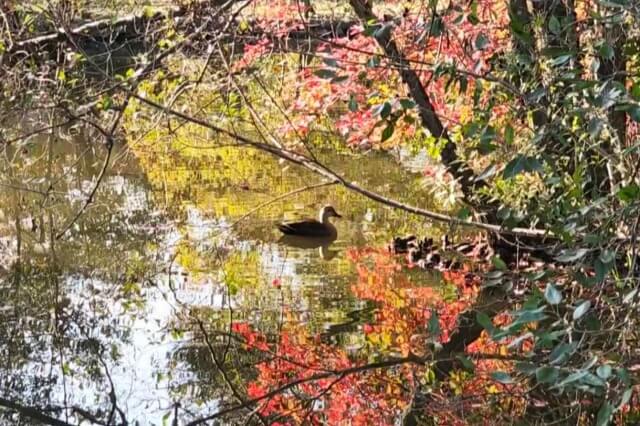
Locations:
458;76;468;92
363;23;379;37
550;342;577;365
551;55;572;66
367;56;381;68
456;355;475;372
573;300;591;320
616;367;631;386
597;365;612;380
512;306;547;325
426;16;445;37
428;310;441;338
594;259;610;282
491;371;515;384
399;98;416;109
491;256;507;271
457;206;471;220
544;283;563;305
374;102;392;119
599;43;615;60
476;164;497;182
323;57;339;67
535;366;559;384
555;370;588;388
474;33;489;50
631;83;640;101
581;372;606;387
617;184;640;203
476;312;495;334
504;125;514;144
599;250;615;264
381;123;395;142
503;157;526;179
629;106;640;123
503;155;541;179
596;402;613;426
623;289;638;304
374;23;393;40
314;69;336;79
515;362;537;375
348;95;358;112
548;15;561;35
555;248;588;263
619;389;633;409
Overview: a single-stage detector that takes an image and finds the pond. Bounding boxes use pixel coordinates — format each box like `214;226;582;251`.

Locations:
0;125;474;424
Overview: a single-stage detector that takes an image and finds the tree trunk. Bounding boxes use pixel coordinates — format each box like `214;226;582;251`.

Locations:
348;0;485;207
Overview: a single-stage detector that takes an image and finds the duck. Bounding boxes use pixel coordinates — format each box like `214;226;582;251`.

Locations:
276;205;341;238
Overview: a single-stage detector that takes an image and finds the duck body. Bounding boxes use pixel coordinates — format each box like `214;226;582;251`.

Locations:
276;205;341;238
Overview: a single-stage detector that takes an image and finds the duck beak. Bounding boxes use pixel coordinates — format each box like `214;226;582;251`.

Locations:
334;212;342;218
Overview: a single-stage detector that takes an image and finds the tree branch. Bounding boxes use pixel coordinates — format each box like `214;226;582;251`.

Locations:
347;0;482;203
133;92;551;239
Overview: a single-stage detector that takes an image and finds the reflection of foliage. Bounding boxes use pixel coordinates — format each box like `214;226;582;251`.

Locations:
223;250;261;295
348;247;479;355
214;247;528;425
232;322;413;425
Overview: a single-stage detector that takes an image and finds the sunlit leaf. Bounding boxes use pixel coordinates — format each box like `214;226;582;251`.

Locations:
544;283;562;305
555;249;588;263
619;389;633;409
374;102;392;119
597;365;612;380
573;300;591;320
550;342;576;365
474;33;489;50
623;289;638;304
491;371;515;384
555;370;588;388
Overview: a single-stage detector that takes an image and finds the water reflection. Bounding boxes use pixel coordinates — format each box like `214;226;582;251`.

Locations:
277;235;339;260
0;124;451;424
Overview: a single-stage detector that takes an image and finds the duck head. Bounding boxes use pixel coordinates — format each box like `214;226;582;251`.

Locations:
319;205;342;223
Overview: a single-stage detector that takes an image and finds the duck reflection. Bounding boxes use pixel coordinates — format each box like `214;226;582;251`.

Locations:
277;234;339;261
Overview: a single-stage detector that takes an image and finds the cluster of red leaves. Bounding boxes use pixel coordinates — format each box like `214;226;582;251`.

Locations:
233;38;273;72
236;0;512;147
347;247;479;354
348;247;529;423
232;322;413;425
230;244;534;424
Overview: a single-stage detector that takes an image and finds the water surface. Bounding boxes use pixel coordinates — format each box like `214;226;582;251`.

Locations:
0;127;454;424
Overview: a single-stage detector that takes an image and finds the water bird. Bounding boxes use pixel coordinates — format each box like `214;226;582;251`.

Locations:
276;205;341;238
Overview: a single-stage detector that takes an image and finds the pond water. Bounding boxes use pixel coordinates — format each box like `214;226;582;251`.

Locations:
0;126;464;425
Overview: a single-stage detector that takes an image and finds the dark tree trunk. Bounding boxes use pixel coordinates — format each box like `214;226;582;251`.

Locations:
348;0;488;210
